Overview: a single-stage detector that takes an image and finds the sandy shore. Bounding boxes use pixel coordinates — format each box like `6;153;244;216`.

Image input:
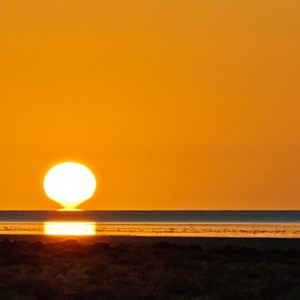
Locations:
3;222;300;238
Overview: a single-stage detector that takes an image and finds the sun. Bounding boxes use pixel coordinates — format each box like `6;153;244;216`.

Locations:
43;162;97;210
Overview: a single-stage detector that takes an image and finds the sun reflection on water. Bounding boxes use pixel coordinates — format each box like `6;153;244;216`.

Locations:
44;222;96;236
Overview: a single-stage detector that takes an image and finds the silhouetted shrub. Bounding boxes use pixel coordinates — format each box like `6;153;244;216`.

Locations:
186;244;204;252
160;275;204;296
58;239;79;247
152;241;176;249
8;278;59;300
30;242;44;252
70;288;118;300
287;286;300;300
211;246;264;263
86;242;111;255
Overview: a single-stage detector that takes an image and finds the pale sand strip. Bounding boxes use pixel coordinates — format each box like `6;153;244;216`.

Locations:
94;223;300;238
1;222;300;238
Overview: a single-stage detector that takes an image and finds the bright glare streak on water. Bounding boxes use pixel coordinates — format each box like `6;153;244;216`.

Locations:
44;222;96;236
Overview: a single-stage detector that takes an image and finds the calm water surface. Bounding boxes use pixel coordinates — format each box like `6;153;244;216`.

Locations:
1;210;300;223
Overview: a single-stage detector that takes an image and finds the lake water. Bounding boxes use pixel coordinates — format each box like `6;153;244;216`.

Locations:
1;210;300;223
1;211;300;237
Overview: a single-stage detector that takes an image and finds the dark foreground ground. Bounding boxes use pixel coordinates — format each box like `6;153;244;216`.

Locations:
1;236;300;300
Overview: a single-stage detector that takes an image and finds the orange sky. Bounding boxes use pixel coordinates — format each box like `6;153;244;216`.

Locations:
0;1;300;210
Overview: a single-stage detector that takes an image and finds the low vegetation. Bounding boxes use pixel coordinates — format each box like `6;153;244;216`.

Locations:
0;238;300;299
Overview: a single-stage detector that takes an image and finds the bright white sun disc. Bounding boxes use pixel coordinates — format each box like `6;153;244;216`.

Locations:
43;162;97;209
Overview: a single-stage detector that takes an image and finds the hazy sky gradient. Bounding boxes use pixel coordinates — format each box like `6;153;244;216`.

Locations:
0;1;300;210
